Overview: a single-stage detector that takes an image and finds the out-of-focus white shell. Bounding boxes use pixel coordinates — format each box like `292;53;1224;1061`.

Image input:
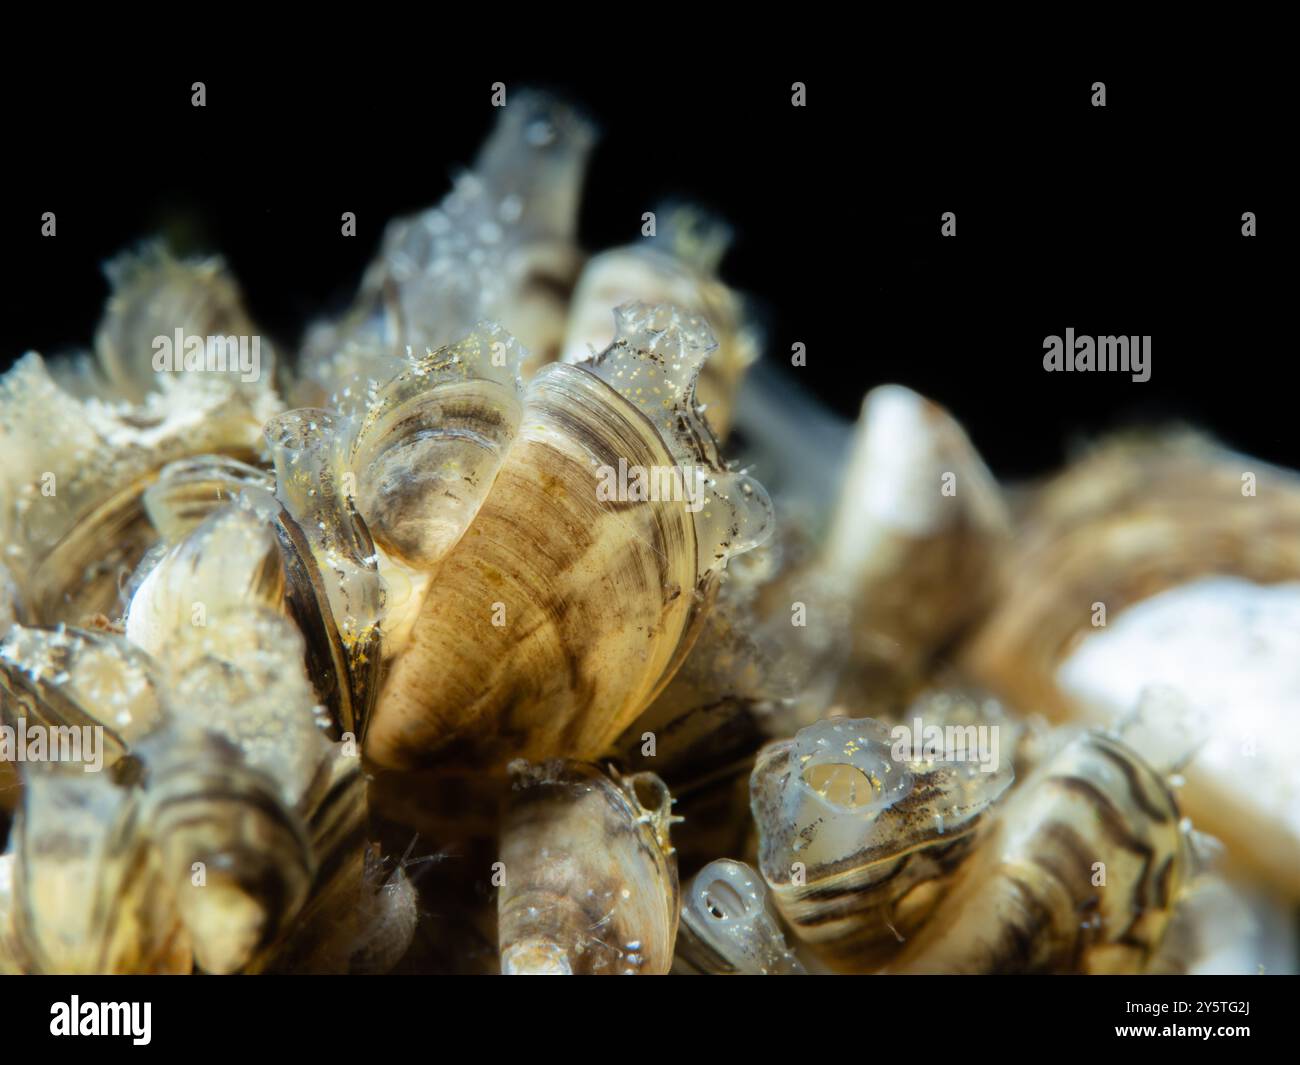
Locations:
963;433;1300;897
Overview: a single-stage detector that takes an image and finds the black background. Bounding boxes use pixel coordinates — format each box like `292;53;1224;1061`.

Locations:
1;58;1287;478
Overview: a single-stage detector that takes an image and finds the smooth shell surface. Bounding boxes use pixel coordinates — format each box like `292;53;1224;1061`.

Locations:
821;385;1010;713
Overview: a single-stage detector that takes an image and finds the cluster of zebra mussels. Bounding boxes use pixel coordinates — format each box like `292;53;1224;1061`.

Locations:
1;92;1294;975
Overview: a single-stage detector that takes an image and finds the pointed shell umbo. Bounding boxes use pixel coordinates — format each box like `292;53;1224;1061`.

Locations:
135;726;315;975
749;715;1013;972
497;760;680;974
133;647;367;977
123;503;285;659
818;385;1010;715
702;383;1009;740
0;392;373;973
117;463;374;974
358;303;773;775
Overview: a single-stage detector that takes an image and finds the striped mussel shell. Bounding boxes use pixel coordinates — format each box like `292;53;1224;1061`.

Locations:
496;759;681;974
749;714;1014;973
961;431;1300;896
883;726;1196;973
0;245;280;631
354;304;772;780
0;587;364;973
3;764;192;975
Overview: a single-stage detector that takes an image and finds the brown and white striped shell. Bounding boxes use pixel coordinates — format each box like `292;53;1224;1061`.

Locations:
749;699;1211;973
749;715;1014;972
882;727;1195;973
359;304;772;777
962;431;1300;895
